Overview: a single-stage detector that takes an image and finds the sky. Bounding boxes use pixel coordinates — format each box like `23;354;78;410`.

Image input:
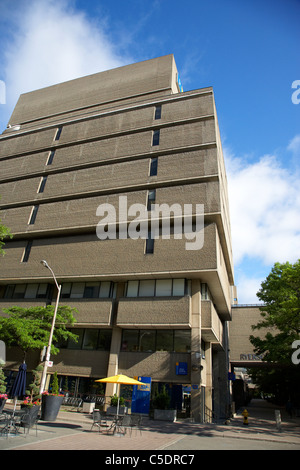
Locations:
0;0;299;304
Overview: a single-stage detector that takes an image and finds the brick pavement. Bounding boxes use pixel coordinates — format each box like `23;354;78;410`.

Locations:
1;399;299;450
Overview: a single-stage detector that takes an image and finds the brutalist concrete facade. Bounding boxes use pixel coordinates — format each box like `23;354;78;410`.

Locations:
0;55;235;421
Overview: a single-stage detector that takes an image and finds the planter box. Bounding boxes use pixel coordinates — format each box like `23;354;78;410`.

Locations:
82;402;95;413
107;406;128;415
154;409;177;422
41;395;64;421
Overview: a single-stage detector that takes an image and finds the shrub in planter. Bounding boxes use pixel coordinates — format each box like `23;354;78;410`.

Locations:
153;386;176;422
41;372;64;422
107;394;127;415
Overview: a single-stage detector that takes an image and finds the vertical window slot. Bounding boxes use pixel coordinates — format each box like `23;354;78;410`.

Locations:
145;232;154;254
22;241;32;263
47;150;55;165
152;129;160;146
147;189;156;211
149;157;158;176
54;127;62;141
28;206;39;225
38;176;47;193
154;105;162;120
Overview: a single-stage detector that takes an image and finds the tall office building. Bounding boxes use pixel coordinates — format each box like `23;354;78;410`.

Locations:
0;55;235;421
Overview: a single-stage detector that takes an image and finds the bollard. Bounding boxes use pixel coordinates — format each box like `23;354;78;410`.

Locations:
275;410;282;432
242;409;249;425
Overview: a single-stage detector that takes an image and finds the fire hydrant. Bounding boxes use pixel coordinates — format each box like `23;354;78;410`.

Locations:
242;409;249;425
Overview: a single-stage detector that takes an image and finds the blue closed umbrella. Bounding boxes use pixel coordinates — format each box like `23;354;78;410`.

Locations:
10;362;27;414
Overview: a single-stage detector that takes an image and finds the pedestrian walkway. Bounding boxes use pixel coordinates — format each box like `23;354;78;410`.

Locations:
0;399;299;450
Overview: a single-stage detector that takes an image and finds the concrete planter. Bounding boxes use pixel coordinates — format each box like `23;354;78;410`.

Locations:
107;406;128;415
154;409;177;422
41;395;64;421
82;402;95;413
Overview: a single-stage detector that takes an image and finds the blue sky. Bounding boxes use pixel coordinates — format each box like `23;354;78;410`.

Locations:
0;0;299;303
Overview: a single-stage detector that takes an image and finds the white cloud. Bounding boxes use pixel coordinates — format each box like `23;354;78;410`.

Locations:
225;145;300;267
224;140;300;303
2;0;131;128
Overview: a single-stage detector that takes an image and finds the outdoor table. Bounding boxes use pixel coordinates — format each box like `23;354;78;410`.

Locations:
99;414;124;435
0;409;27;437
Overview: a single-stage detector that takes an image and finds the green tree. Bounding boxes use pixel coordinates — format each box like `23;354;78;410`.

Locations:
249;260;300;404
0;365;7;395
0;217;12;255
0;305;78;362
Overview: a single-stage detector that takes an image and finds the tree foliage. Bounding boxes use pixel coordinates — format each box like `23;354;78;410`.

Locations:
0;305;78;361
249;260;300;404
250;260;300;364
0;217;12;255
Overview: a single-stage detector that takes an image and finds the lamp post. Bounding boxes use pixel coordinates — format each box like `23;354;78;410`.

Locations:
39;260;61;394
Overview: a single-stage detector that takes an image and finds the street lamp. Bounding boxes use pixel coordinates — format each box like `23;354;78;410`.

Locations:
39;260;62;394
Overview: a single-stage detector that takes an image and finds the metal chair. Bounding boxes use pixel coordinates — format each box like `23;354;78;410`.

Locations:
18;407;40;437
90;409;101;432
130;414;143;436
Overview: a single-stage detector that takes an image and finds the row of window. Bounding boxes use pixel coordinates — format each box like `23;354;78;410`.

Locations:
121;329;191;353
57;328;112;351
2;280;211;301
2;282;113;300
125;279;186;297
57;327;195;355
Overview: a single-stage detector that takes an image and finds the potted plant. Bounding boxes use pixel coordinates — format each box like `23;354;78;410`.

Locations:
153;385;176;422
41;371;64;421
21;364;42;415
107;394;127;415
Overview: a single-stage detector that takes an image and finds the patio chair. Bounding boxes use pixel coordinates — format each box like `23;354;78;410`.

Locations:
130;414;143;436
18;406;40;437
119;414;132;436
90;409;101;432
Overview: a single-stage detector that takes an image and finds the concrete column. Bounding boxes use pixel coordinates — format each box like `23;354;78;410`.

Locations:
104;282;125;401
205;342;213;412
190;279;202;422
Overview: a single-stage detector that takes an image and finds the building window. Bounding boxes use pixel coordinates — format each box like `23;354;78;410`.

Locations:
126;279;185;297
121;329;191;353
149;157;158;176
47;150;55;165
154;105;162;120
152;129;160;146
60;281;112;299
28;206;39;225
3;283;51;299
145;233;154;254
22;241;32;263
54;127;62;141
38;176;47;193
61;328;112;351
201;283;211;300
147;189;156;211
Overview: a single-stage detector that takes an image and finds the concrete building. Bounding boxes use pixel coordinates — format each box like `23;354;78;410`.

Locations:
0;55;235;421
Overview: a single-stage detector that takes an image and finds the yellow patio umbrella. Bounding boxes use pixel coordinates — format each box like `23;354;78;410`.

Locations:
95;374;147;415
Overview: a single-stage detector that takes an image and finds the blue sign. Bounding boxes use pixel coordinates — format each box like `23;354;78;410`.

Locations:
176;362;188;375
131;377;151;414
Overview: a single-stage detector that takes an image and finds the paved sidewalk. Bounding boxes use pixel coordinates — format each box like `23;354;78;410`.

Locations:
0;399;299;450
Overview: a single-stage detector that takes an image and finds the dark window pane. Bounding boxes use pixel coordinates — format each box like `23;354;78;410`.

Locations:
121;330;139;352
82;329;99;350
174;330;191;352
97;330;112;351
139;330;155;352
156;330;173;351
